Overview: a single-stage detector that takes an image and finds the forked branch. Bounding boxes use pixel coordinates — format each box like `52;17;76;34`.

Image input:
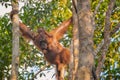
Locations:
96;0;116;79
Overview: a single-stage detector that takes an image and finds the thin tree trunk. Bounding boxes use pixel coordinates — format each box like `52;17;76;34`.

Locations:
68;40;73;79
70;0;80;80
75;0;95;80
10;0;19;80
96;0;116;79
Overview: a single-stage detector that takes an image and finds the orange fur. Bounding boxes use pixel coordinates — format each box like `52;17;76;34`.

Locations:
11;10;72;80
19;18;72;80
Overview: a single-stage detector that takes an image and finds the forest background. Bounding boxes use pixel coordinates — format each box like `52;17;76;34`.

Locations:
0;0;120;80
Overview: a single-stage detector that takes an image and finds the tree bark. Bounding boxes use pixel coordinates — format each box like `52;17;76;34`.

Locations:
10;0;19;80
70;0;80;80
75;0;95;80
96;0;116;79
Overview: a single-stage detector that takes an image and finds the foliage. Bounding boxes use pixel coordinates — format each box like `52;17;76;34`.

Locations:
18;0;72;79
0;0;72;79
0;0;120;80
0;15;12;80
92;0;120;79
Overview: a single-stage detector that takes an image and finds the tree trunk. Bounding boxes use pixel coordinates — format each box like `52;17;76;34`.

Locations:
10;0;19;80
75;0;95;80
70;0;80;80
96;0;116;79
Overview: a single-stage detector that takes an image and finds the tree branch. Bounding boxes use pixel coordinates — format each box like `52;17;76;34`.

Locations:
93;0;103;16
32;64;50;79
96;0;116;79
93;0;103;30
71;0;80;80
10;0;19;80
68;40;74;80
94;22;120;56
110;23;120;36
94;40;104;56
